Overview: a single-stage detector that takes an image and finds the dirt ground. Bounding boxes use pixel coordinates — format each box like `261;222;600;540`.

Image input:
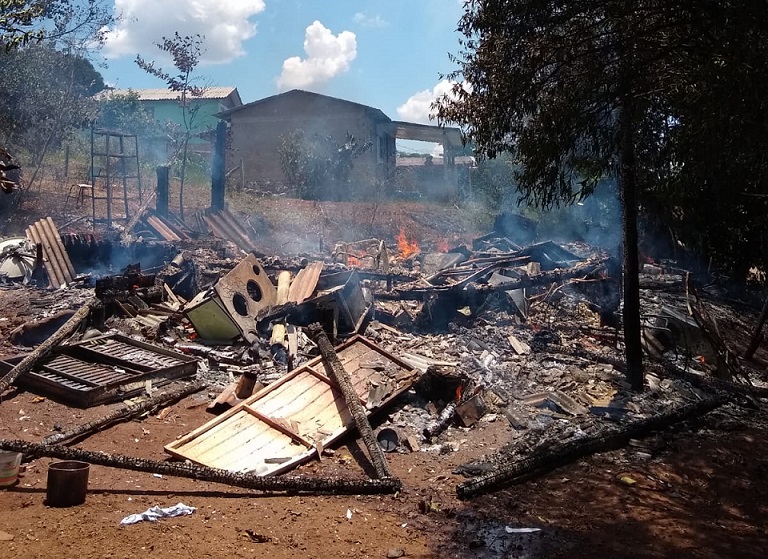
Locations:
2;385;767;559
1;190;768;558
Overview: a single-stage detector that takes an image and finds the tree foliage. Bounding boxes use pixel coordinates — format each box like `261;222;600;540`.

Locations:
278;130;372;201
96;90;164;165
434;1;768;389
136;32;206;219
1;0;112;51
437;1;768;275
0;44;104;165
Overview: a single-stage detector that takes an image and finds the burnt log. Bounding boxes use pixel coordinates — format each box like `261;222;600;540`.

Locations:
307;323;393;479
42;380;207;446
457;396;726;499
0;298;99;396
423;401;457;441
745;294;768;360
0;439;401;495
377;258;608;301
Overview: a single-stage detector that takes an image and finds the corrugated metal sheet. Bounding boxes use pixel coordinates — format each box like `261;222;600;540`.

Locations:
204;209;257;252
101;87;238;101
144;213;190;242
288;261;324;303
25;217;76;288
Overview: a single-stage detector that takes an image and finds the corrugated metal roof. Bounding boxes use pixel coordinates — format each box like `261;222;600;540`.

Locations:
102;87;239;102
25;217;76;288
217;89;389;122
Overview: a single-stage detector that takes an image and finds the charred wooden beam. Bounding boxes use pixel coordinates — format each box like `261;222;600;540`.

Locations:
686;275;746;382
423;401;457;441
744;294;768;360
378;258;608;300
42;381;207;446
307;323;393;479
456;396;726;499
0;298;99;397
0;439;401;495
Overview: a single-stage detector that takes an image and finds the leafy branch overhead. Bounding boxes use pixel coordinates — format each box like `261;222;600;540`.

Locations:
135;32;208;221
136;32;205;100
0;0;113;51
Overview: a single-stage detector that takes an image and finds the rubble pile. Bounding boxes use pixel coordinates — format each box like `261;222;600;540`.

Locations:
0;207;766;500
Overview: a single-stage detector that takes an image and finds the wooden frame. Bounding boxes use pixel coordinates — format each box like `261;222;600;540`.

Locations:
165;336;417;476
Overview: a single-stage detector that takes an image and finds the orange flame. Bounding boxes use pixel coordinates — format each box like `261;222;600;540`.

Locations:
347;255;361;267
456;384;463;402
396;228;420;258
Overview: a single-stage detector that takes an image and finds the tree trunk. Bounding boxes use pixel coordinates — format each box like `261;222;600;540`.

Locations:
619;95;644;391
179;137;189;221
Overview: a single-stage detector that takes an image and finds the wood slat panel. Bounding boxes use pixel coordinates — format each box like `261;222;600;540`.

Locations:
165;336;418;474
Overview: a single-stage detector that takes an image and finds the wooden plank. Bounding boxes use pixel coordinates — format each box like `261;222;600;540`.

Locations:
220;439;309;474
242;406;312;447
253;373;327;417
191;414;270;463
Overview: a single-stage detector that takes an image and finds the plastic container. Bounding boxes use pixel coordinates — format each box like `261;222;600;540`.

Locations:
46;461;90;507
0;451;22;487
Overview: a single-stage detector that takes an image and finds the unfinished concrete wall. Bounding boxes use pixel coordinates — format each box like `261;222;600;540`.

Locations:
226;91;390;193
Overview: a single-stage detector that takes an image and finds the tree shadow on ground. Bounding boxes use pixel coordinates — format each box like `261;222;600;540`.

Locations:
425;420;768;559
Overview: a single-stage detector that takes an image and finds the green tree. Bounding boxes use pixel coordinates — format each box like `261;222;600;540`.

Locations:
1;1;113;51
136;33;206;220
278;130;372;201
434;1;767;390
469;153;518;207
97;90;158;137
0;44;105;185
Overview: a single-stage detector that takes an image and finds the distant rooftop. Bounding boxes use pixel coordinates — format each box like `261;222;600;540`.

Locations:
100;87;241;103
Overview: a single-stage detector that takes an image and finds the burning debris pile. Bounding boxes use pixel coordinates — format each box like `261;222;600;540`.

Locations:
0;207;766;502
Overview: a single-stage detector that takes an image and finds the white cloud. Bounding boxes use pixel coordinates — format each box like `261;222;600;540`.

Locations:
397;80;468;124
277;21;356;91
353;12;388;28
104;0;265;64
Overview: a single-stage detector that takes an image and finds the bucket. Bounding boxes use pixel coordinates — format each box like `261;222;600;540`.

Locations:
376;428;400;452
46;461;90;507
0;451;22;488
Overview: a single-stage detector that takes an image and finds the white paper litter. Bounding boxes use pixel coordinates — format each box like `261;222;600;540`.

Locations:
120;503;196;525
504;526;542;534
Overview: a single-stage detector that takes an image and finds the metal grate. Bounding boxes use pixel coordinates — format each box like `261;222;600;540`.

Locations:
80;338;185;370
17;334;198;407
44;354;133;387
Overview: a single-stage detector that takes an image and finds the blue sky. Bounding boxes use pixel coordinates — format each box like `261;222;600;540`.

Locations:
98;0;468;153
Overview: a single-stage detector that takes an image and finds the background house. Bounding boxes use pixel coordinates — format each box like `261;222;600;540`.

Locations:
218;90;393;190
218;90;463;197
106;86;242;158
